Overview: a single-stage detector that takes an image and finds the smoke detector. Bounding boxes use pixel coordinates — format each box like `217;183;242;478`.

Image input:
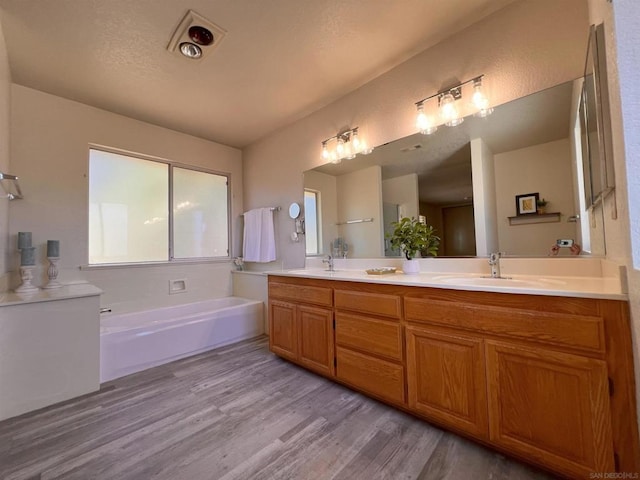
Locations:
167;10;226;60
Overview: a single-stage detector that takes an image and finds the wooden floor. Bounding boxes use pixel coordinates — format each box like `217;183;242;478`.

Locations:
0;336;557;480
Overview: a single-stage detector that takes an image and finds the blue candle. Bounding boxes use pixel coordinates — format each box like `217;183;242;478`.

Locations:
18;232;32;249
20;247;36;266
47;240;60;258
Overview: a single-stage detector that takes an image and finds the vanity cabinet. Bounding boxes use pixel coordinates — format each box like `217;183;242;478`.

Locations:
267;275;640;478
268;279;334;377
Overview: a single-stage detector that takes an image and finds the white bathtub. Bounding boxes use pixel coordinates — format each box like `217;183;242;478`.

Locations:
100;297;264;382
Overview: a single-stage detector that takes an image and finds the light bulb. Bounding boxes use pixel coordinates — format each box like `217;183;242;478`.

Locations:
472;79;493;117
416;103;437;135
351;130;361;153
321;142;330;160
344;140;355;160
336;137;345;159
440;92;464;127
360;139;373;155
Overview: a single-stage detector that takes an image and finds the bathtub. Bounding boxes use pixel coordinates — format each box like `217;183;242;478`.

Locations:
100;297;263;382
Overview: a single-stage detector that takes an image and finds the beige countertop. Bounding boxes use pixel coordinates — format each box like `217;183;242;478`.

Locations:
267;268;627;300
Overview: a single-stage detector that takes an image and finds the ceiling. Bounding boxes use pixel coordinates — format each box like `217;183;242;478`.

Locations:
0;0;516;148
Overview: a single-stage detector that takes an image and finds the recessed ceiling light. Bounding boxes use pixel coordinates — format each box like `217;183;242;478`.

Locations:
180;42;202;59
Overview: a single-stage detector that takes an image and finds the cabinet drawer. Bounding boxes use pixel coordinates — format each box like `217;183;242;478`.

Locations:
336;347;405;405
335;313;402;361
405;298;605;354
335;289;401;319
269;282;332;307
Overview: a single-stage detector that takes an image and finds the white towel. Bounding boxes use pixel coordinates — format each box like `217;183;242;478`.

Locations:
242;208;276;262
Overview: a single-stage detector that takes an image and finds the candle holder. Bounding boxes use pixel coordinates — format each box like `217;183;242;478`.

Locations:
15;265;39;293
43;257;62;289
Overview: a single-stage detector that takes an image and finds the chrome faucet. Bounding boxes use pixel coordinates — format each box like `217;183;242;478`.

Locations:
488;252;503;278
322;254;334;272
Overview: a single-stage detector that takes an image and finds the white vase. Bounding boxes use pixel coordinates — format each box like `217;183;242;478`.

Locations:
402;258;420;275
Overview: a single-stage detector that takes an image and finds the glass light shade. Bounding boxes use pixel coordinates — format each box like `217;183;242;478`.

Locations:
472;81;493;117
344;141;356;160
336;137;345;159
416;104;438;135
440;93;464;127
351;131;361;153
321;143;330;160
360;139;373;155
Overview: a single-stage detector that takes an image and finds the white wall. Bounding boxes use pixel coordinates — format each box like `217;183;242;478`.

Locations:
382;173;419;220
336;166;384;258
303;169;338;256
494;139;578;256
0;20;10;289
588;0;640;433
471;138;498;256
243;0;589;269
8;85;243;314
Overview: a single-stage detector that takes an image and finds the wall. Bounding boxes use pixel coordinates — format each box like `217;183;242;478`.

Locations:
494;139;578;256
336;166;383;258
470;138;499;256
0;20;10;290
303;169;338;256
588;0;640;432
9;85;243;314
243;0;590;269
382;173;419;220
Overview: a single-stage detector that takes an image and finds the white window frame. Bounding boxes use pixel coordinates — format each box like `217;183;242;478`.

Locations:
87;145;231;268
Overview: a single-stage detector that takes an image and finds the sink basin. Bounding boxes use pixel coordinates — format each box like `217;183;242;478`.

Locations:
432;275;566;288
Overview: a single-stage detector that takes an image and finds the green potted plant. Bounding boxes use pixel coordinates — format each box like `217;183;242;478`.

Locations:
537;198;548;214
388;217;440;274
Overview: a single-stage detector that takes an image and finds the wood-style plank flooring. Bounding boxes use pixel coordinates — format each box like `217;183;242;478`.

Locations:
0;336;557;480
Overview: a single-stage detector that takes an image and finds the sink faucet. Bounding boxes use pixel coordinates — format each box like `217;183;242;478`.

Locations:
322;254;334;272
488;252;503;278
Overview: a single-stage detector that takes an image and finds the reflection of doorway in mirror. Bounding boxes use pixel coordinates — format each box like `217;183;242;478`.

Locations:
443;205;476;256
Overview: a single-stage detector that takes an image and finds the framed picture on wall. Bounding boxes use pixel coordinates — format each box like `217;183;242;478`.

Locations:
515;192;539;215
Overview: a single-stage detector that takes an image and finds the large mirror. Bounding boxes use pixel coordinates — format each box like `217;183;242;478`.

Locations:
303;78;607;258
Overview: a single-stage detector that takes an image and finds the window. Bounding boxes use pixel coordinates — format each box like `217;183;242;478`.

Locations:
304;189;320;255
89;148;229;265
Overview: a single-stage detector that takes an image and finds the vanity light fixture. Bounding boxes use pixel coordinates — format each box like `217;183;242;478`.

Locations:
414;75;492;134
320;127;373;164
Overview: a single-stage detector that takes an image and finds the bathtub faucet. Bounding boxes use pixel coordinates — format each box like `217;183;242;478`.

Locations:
322;254;334;272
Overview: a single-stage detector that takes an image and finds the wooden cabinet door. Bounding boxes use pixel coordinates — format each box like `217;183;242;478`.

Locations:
268;300;298;361
406;326;488;438
486;341;614;477
297;305;334;377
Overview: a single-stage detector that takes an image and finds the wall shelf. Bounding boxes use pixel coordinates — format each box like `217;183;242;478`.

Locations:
508;212;561;226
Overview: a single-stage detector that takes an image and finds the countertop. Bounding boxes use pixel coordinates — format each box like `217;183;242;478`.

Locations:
267;268;627;300
0;283;103;308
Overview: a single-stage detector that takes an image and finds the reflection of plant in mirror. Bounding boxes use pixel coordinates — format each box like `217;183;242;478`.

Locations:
388;217;440;260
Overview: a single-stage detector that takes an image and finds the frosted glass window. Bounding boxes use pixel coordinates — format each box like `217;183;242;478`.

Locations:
305;189;320;255
89;149;168;264
173;168;229;258
89;148;231;265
